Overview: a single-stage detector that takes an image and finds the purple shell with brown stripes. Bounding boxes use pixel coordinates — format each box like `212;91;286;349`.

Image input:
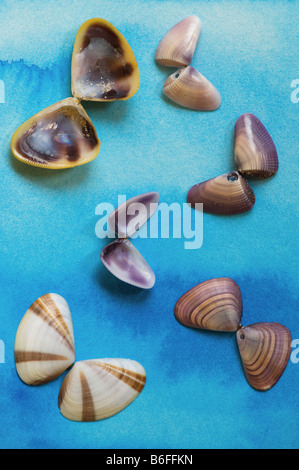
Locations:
234;114;279;178
237;322;291;391
14;293;75;385
187;171;255;215
175;278;243;332
58;358;146;421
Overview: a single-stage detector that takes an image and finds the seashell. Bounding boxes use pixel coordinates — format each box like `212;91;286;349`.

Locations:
163;66;221;111
14;294;75;385
175;278;242;332
58;358;146;421
234;114;278;178
100;239;155;289
72;18;140;101
108;192;160;238
237;323;291;391
187;171;255;215
155;16;202;67
11;98;100;169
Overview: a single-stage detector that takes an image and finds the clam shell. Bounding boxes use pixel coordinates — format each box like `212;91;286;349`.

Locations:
187;171;255;215
72;18;140;101
155;16;202;67
15;294;75;385
100;239;155;289
163;66;221;111
58;358;146;421
235;114;278;178
11;98;100;169
237;323;291;391
108;192;160;238
175;278;242;332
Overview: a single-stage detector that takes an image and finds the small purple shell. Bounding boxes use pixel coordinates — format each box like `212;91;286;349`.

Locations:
100;239;155;289
234;113;278;178
108;192;160;238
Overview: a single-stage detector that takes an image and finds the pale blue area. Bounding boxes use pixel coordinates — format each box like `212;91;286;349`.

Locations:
0;0;298;449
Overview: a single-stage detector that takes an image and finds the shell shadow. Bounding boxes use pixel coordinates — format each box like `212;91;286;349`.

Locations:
94;262;152;301
10;150;94;188
83;99;130;124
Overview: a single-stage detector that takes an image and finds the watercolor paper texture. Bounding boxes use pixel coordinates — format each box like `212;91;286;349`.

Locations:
0;0;298;449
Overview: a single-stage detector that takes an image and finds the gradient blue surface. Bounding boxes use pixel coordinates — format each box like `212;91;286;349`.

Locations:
0;0;298;449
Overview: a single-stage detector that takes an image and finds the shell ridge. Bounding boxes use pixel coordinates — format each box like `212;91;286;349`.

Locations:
14;351;69;363
89;361;145;393
80;369;96;422
31;304;74;353
39;295;74;343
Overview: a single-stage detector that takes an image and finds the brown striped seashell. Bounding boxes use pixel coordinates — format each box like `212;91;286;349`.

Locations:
72;18;140;101
175;278;242;332
14;294;75;385
163;66;221;111
11;98;100;169
234;114;279;178
58;358;146;421
155;16;202;67
237;323;291;391
187;171;255;215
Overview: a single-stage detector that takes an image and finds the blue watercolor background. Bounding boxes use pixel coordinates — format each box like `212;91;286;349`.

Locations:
0;0;298;449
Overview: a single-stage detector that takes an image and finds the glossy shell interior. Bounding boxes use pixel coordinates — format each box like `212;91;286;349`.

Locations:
101;239;156;289
72;18;140;101
11;98;100;169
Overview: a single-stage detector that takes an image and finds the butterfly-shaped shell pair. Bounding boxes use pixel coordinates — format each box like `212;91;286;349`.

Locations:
14;294;146;421
101;192;160;289
187;115;278;214
11;19;139;169
155;16;221;111
175;278;291;391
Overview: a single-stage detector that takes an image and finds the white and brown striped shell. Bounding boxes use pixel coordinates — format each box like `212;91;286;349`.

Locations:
58;358;146;421
14;294;75;385
237;323;291;391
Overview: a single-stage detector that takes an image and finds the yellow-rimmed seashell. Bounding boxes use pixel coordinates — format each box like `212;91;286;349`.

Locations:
72;18;140;101
11;98;100;169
